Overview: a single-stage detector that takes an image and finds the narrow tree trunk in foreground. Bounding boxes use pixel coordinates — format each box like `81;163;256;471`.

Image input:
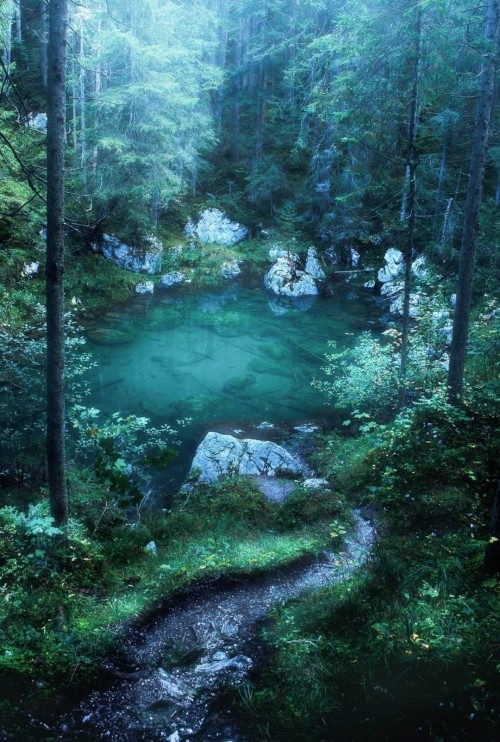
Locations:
399;8;422;407
46;0;68;526
447;0;500;403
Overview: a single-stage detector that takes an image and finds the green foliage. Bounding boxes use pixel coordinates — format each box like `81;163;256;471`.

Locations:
71;407;181;507
277;483;346;531
312;332;400;417
0;308;94;493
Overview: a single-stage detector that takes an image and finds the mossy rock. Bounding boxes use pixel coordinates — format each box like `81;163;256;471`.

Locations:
86;327;136;345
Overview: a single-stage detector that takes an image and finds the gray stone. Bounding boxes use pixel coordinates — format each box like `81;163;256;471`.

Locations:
187;208;249;245
189;432;307;484
194;654;252;675
264;256;319;297
294;423;320;435
135;281;154;295
28;112;47;133
159;271;186;289
302;478;329;490
92;234;162;274
378;248;404;283
157;669;194;703
305;247;326;279
350;247;361;268
145;540;158;556
220;259;242;279
22;261;39;278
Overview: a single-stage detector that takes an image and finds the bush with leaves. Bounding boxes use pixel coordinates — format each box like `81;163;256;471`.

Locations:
71;406;185;507
0;308;94;492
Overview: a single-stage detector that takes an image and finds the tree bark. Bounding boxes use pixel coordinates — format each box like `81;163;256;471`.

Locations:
399;7;422;407
447;0;500;403
46;0;68;526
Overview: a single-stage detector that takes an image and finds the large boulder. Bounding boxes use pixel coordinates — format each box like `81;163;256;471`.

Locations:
189;432;307;484
92;234;162;274
264;250;319;298
186;209;249;245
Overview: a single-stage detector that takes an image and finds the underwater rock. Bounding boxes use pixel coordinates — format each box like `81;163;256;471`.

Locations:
86;327;136;345
159;271;186;289
186;209;249;245
189;432;307;484
91;234;162;274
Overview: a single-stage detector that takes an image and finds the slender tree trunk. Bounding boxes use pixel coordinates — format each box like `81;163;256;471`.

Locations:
40;0;48;87
448;0;500;403
399;7;422;407
79;24;88;191
229;20;241;162
14;0;21;43
46;0;68;526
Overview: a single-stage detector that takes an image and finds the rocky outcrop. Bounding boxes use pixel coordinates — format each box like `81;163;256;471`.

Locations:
159;271;186;289
92;234;162;274
185;209;249;245
135;281;154;295
264;247;321;298
377;248;429;318
305;247;326;279
189;432;307;484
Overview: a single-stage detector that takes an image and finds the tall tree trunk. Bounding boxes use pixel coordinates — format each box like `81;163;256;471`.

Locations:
79;24;88;191
46;0;68;526
14;0;21;43
399;7;422;407
229;20;242;162
447;0;500;403
40;0;48;87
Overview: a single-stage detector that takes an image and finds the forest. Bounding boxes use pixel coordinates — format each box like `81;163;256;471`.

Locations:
0;0;499;739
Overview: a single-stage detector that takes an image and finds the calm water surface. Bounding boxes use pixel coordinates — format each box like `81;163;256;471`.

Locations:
84;283;380;489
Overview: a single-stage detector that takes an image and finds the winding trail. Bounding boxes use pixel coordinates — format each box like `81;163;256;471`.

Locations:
54;512;375;741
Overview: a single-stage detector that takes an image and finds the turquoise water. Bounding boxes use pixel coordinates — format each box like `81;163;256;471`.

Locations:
83;284;380;488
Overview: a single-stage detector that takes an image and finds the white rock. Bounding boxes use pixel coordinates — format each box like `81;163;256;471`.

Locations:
350;247;361;268
302;478;329;490
264;257;318;297
28;112;47;132
305;247;326;279
159;271;185;289
145;540;158;555
22;261;39;278
92;234;162;274
187;208;249;245
135;281;154;295
220;259;242;279
364;279;376;289
378;248;404;283
189;432;307;484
